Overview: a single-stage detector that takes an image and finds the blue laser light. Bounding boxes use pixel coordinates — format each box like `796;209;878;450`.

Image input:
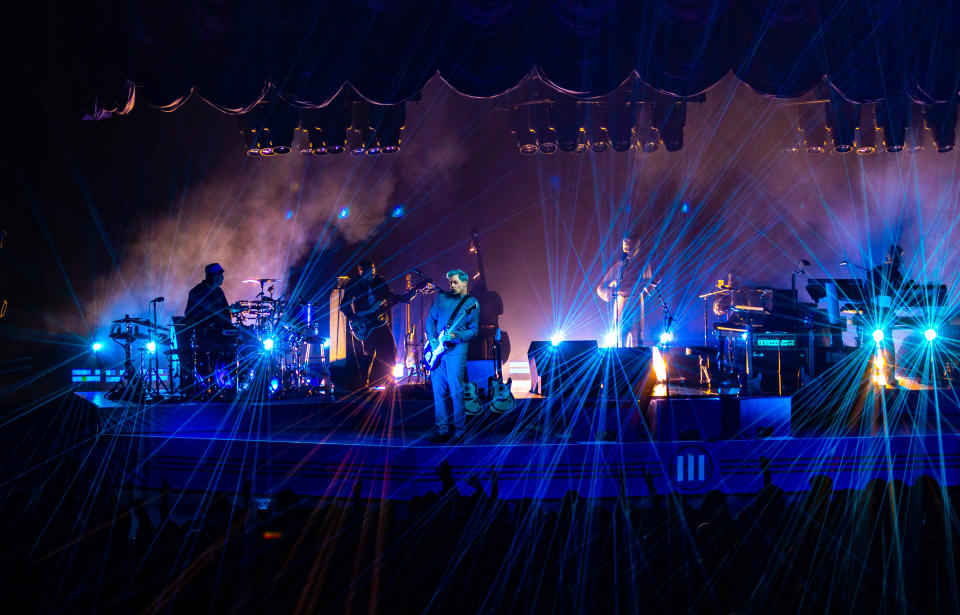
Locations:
551;332;565;347
925;328;938;342
263;338;275;351
872;329;884;343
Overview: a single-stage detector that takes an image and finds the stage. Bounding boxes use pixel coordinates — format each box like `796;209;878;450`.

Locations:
75;388;960;500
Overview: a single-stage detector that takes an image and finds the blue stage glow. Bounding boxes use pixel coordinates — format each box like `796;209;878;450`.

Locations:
551;332;565;346
391;205;405;218
872;329;884;343
322;339;330;348
338;207;349;219
146;340;156;353
269;377;280;392
91;341;103;352
262;338;275;351
681;202;689;213
925;328;938;342
286;210;293;219
601;330;618;348
659;331;674;345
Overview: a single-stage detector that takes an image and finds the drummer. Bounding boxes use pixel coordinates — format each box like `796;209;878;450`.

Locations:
186;263;233;385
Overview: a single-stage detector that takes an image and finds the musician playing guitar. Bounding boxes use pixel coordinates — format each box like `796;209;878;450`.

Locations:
425;269;479;443
340;260;418;389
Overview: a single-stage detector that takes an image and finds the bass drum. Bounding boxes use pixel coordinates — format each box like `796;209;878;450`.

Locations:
234;340;283;396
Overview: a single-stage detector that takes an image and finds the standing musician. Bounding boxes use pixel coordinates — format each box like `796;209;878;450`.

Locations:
340;260;409;389
185;263;233;389
425;269;479;443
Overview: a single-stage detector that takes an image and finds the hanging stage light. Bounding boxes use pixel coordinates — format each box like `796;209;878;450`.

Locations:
877;95;908;152
637;101;659;153
798;101;827;153
606;89;636;152
350;100;374;155
856;104;877;154
826;93;858;153
509;105;538;155
906;103;926;153
551;95;586;153
316;95;350;154
531;102;558;153
926;101;957;152
240;101;298;157
584;101;609;152
371;104;405;153
655;98;687;152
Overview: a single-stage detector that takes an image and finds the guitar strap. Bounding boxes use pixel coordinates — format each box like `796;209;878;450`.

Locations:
444;295;473;333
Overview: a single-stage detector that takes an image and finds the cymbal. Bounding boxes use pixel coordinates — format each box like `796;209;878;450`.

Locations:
244;278;280;284
112;316;155;326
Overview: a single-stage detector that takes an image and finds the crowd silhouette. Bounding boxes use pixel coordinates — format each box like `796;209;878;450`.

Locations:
4;457;959;614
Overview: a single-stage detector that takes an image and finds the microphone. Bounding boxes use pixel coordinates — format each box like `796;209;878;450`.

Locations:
150;296;165;303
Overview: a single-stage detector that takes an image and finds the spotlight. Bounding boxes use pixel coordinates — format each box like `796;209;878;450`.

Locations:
798;101;827;153
637;102;659;152
856;103;877;154
826;93;858;153
315;95;350;154
925;328;938;342
606;88;636;152
906;103;926;152
240;101;297;157
875;354;885;368
551;332;565;346
877;95;908;152
584;101;609;152
91;341;103;352
652;93;686;152
509;105;538;155
601;330;618;348
391;205;405;218
872;329;884;343
392;363;404;378
531;102;557;154
262;338;275;351
339;207;349;219
926;101;957;153
269;377;280;392
322;339;330;349
651;346;667;382
146;340;156;353
370;103;405;153
659;330;674;345
551;95;585;153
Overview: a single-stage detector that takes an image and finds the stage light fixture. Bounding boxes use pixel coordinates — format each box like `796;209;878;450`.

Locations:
826;94;858;153
146;340;156;353
551;332;565;346
637;102;660;153
531;102;557;154
391;205;405;218
906;103;926;152
584;101;609;152
372;104;405;153
314;96;350;154
270;377;281;392
241;101;297;157
339;207;349;218
798;101;827;153
509;105;538;155
926;101;957;152
652;93;686;152
601;330;618;348
651;346;667;382
877;95;908;152
872;329;884;343
856;103;877;154
393;363;404;378
925;328;938;342
551;95;584;153
607;90;636;152
659;330;674;345
91;341;103;352
262;338;275;351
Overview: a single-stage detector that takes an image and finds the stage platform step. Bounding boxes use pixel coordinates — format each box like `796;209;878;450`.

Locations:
73;391;960;499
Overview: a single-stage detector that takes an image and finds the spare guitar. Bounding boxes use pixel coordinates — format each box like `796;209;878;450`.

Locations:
348;277;434;341
422;299;479;371
487;327;515;414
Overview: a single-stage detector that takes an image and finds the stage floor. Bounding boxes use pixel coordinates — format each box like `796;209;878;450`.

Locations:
75;391;960;499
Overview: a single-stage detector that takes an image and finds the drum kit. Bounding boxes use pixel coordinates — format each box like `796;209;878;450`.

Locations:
106;278;331;401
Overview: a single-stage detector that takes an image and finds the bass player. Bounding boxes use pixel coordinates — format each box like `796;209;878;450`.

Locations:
425;269;479;443
340;260;413;389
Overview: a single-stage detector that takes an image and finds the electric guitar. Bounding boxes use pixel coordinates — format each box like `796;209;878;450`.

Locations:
347;278;434;341
487;327;515;413
422;298;478;371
